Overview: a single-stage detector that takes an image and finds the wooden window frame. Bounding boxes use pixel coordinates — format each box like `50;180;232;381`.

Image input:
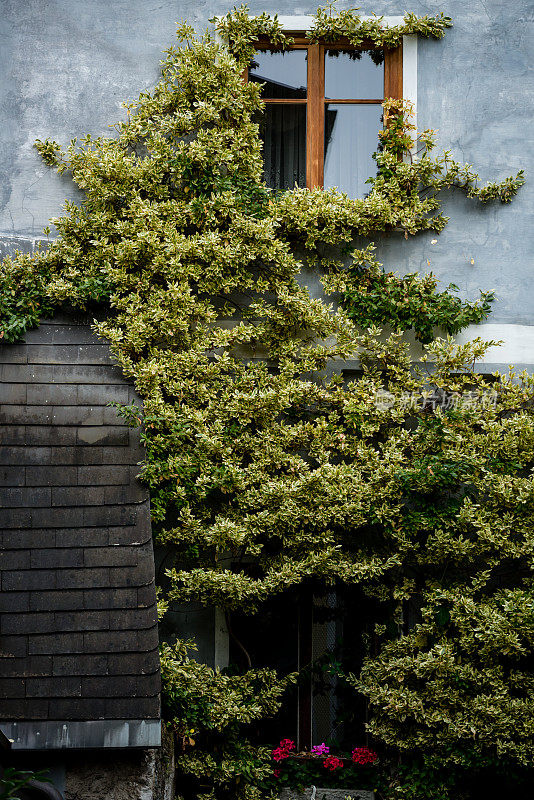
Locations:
249;35;403;191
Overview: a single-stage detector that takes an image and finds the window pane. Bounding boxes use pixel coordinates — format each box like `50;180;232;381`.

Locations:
259;104;306;191
249;50;307;99
325;49;384;99
324;104;383;197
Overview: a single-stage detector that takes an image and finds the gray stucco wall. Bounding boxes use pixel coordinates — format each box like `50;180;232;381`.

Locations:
0;0;532;334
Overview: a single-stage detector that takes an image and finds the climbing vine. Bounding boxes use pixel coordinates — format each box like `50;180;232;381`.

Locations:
342;247;494;344
213;4;454;62
0;6;531;800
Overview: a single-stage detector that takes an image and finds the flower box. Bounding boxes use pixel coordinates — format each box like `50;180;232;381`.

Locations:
272;740;378;799
280;789;374;800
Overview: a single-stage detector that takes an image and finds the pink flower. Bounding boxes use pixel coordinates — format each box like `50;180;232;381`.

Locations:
273;768;281;778
351;747;378;766
323;755;344;771
311;743;330;756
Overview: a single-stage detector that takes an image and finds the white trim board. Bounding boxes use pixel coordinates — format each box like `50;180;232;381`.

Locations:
1;719;162;750
402;34;417;135
456;324;534;365
276;15;405;28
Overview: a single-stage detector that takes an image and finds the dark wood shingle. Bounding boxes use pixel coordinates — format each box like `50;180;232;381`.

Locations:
0;317;160;735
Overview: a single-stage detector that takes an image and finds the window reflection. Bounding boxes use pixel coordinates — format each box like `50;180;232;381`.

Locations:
249;50;307;99
325;49;384;99
258;105;307;191
324;104;383;197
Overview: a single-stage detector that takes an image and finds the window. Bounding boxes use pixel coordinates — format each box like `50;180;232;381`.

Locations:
229;585;374;750
248;35;402;196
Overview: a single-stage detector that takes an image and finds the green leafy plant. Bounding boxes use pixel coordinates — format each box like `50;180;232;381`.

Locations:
0;768;50;800
343;249;494;344
0;6;530;800
160;640;293;799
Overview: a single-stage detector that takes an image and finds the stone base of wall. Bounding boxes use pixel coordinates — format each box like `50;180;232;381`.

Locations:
64;726;174;800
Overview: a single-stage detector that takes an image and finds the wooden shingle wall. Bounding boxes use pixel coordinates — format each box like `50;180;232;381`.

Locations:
0;317;160;739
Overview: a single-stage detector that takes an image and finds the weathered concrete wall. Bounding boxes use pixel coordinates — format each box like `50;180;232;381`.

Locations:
63;726;174;800
0;0;532;342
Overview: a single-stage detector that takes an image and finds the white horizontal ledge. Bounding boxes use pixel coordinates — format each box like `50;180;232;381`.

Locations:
276;16;405;29
456;324;534;365
0;719;161;750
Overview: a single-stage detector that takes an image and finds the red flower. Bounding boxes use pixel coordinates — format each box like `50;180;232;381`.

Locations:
272;738;296;762
273;768;281;778
351;747;378;765
323;755;344;771
279;739;295;751
273;747;289;762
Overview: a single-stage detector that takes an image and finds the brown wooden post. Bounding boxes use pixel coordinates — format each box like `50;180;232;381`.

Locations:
385;43;403;100
306;43;324;189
